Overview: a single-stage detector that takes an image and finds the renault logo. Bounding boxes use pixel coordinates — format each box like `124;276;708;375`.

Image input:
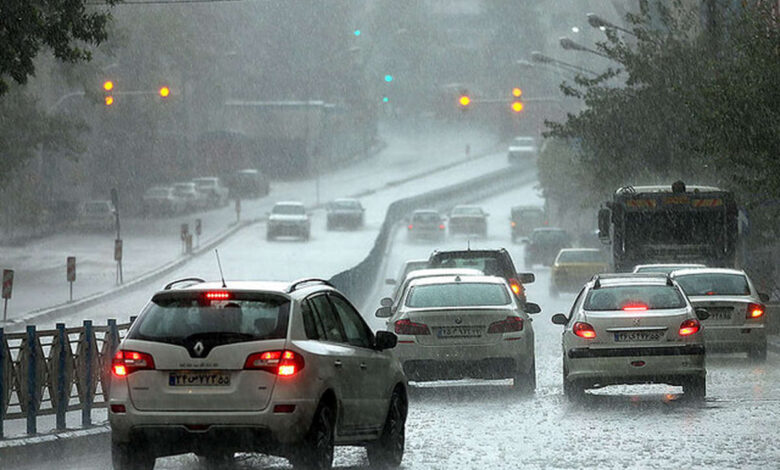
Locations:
193;341;205;356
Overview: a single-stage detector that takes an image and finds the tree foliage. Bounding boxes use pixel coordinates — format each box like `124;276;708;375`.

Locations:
0;0;120;96
542;0;780;238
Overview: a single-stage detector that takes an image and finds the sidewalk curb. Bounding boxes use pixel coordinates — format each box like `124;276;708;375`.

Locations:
0;425;109;467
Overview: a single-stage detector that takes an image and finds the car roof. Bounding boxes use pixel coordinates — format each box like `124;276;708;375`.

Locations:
158;279;336;298
670;267;747;277
404;268;483;281
407;274;508;287
559;248;601;253
590;273;673;288
333;198;360;204
431;248;507;257
411;209;440;215
634;263;705;270
274;201;304;206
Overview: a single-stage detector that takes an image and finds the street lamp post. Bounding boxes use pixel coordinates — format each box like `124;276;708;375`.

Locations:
587;13;636;36
559;36;613;60
530;51;599;76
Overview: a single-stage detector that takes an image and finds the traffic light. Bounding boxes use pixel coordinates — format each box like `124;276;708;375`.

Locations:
510;87;523;114
159;86;170;98
458;90;471;110
384;74;394;83
103;80;114;106
105;96;114;106
103;81;114;91
512;87;522;98
511;101;524;113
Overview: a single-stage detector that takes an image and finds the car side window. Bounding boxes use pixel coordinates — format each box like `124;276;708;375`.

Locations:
309;295;346;343
569;288;586;320
329;294;373;349
301;299;325;340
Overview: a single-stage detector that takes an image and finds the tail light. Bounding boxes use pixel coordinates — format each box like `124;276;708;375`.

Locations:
488;316;524;333
244;350;305;376
205;291;231;300
408;224;414;230
112;350;155;377
509;278;523;297
573;322;596;339
747;303;765;319
511;221;517;227
622;303;648;312
679;318;700;336
394;319;430;335
439;224;445;230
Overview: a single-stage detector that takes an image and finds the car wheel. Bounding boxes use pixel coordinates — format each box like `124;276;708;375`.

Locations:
367;388;407;468
683;376;706;400
562;366;584;402
291;403;335;470
112;441;154;470
748;343;767;362
198;451;234;469
513;358;536;394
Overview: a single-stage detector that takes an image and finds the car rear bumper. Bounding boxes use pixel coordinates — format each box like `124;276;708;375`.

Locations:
403;358;519;381
268;224;308;237
703;324;766;351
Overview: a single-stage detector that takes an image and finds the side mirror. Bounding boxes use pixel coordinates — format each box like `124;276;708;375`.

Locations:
551;313;568;325
524;302;542;314
375;306;392;318
759;292;770;303
375;331;398;350
385;278;397;286
695;308;710;321
598;208;610;239
517;272;535;284
380;297;393;307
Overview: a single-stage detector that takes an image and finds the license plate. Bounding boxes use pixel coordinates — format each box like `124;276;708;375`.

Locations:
169;371;231;387
614;331;664;342
707;309;732;321
437;326;483;338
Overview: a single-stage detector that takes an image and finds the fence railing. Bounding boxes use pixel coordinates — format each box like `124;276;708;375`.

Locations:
0;318;133;439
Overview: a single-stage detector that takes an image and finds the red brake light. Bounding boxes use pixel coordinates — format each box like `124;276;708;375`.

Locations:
394;318;430;335
205;291;231;300
679;318;700;336
747;303;765;319
573;322;596;339
408;224;414;230
511;221;517;227
244;350;304;376
439;224;445;230
488;316;524;334
112;350;155;377
622;303;648;311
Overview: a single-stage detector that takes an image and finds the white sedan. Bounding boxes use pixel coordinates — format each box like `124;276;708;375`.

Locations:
378;274;541;393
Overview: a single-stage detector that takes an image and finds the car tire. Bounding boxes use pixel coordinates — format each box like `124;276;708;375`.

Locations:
198;451;234;469
683;376;706;400
112;441;154;470
748;344;767;362
513;358;536;394
367;388;407;469
291;402;335;470
563;367;584;402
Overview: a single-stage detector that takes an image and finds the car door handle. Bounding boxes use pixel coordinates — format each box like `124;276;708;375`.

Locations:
334;360;343;368
360;362;368;370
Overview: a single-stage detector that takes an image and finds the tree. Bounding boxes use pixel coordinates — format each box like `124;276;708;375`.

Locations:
0;0;120;96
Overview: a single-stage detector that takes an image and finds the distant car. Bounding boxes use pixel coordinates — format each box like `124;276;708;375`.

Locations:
633;264;707;274
326;198;365;230
142;186;185;216
551;273;708;401
109;277;407;470
428;248;534;306
77;200;115;231
378;274;541;392
510;206;546;242
670;268;769;361
406;210;445;241
550;248;609;297
448;205;488;237
192;177;230;208
172;182;208;212
524;227;572;267
231;169;270;199
378;268;484;320
507;136;536;163
267;201;310;241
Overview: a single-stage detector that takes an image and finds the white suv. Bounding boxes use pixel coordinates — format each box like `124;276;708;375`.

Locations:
552;273;709;401
109;278;407;470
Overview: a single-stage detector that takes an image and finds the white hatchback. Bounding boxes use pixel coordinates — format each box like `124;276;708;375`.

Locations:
109;278;407;470
378;275;541;393
552;273;709;401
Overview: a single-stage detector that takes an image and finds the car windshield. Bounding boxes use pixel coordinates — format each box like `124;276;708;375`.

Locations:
674;273;750;296
333;200;360;209
273;204;305;215
451;206;482;216
131;293;290;344
557;250;604;263
584;285;686;310
406;282;510;308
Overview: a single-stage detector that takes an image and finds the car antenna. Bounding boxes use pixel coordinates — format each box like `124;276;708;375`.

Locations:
215;249;227;288
467;239;471;251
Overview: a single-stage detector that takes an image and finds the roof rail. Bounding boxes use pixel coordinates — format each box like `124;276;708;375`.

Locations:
591;272;673;289
287;278;333;293
164;277;206;290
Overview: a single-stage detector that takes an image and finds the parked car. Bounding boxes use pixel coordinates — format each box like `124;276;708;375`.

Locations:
448;205;488;237
142;186;185;216
230;168;270;199
427;248;534;305
377;274;541;392
108;277;407;470
172;182;208;212
524;227;572;267
406;209;445;241
267;201;310;241
633;263;707;274
326;198;365;230
550;248;609;298
551;273;709;401
193;177;230;208
670;268;770;361
510;206;546;242
77;200;115;232
507;136;536;164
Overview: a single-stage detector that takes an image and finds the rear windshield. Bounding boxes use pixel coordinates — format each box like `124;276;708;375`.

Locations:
406;283;510;308
412;212;441;223
674;273;750;296
584;285;686;310
451;206;482;216
557;250;604;263
130;293;290;345
273;204;305;215
332;200;360;209
429;255;509;277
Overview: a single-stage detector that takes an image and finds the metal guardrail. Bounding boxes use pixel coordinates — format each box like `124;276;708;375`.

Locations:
0;319;133;439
